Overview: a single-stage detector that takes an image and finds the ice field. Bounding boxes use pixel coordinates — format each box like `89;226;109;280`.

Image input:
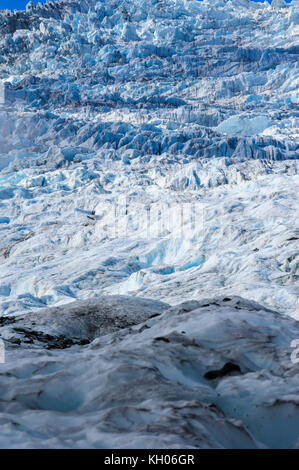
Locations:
0;0;298;448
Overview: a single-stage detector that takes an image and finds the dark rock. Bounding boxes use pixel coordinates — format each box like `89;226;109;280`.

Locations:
204;362;242;380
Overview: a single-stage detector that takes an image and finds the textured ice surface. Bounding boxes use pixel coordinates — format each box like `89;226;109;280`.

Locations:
1;295;299;448
0;0;298;449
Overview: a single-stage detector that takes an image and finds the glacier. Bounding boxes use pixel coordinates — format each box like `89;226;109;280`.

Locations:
0;0;298;449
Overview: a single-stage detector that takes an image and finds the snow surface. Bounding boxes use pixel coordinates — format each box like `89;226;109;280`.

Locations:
0;0;298;449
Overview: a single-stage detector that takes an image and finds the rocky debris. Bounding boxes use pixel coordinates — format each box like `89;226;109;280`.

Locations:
6;295;169;344
204;362;242;380
0;316;15;327
166;295;277;316
12;327;90;349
